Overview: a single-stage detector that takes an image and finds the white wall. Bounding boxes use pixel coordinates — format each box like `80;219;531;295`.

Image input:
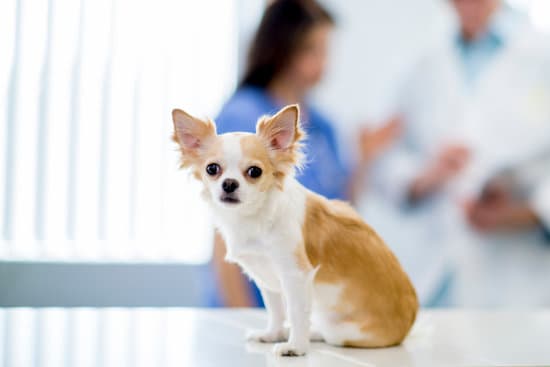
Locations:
313;0;453;137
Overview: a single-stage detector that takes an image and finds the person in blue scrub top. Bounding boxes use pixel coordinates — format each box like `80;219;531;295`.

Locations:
209;0;402;307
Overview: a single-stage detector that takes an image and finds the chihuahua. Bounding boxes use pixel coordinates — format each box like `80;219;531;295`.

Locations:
172;104;418;356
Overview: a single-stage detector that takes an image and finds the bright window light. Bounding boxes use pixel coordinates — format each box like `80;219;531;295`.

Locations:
0;0;238;264
508;0;550;32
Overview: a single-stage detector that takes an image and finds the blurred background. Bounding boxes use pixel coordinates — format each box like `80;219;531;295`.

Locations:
1;0;550;309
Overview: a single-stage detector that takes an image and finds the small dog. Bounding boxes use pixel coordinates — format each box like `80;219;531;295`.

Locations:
172;104;418;356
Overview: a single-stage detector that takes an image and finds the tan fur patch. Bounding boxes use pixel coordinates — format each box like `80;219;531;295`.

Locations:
294;243;313;272
239;135;279;191
255;105;305;188
177;135;224;181
301;192;418;347
172;109;222;180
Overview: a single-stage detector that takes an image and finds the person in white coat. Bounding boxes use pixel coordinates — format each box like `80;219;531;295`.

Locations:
372;0;550;307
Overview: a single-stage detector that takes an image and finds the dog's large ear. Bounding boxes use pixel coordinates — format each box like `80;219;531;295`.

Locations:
172;108;216;155
256;105;304;186
256;104;303;151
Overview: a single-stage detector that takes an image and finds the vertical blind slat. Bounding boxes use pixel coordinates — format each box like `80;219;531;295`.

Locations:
35;0;54;241
12;0;49;252
65;0;85;241
72;310;99;367
39;310;67;367
2;311;12;367
7;309;36;366
1;0;238;263
97;0;115;242
63;313;75;367
32;313;43;367
0;0;17;246
43;0;79;250
73;0;110;250
129;75;140;241
104;0;136;251
2;0;21;242
133;0;166;255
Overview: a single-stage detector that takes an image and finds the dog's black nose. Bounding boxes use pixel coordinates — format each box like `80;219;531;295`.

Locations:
222;179;239;193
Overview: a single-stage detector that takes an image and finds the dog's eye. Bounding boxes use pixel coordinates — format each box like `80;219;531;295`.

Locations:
206;163;221;176
247;166;262;178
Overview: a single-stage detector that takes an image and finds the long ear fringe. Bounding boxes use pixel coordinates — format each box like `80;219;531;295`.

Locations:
256;113;307;178
290;128;307;173
172;114;216;179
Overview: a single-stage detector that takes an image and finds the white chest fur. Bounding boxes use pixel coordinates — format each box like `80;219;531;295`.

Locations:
234;251;281;292
212;177;307;292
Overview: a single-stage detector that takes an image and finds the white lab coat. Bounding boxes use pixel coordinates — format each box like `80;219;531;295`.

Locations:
368;18;550;307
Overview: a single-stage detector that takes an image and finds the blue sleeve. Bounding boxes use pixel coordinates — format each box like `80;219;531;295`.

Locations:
215;91;268;134
314;112;351;179
298;108;351;200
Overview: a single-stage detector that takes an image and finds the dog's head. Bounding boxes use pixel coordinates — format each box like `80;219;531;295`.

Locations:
172;104;304;212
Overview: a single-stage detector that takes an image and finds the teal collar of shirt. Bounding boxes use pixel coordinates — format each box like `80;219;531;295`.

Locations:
455;5;527;48
454;5;528;86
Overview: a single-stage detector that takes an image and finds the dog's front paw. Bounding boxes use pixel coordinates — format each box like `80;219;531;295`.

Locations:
246;328;288;343
272;342;308;357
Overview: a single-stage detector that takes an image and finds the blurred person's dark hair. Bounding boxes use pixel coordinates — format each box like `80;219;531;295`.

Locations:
240;0;335;89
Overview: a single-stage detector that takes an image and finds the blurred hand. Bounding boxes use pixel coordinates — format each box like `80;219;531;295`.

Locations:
358;116;402;165
463;179;540;232
463;198;540;233
408;143;470;203
347;117;402;204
